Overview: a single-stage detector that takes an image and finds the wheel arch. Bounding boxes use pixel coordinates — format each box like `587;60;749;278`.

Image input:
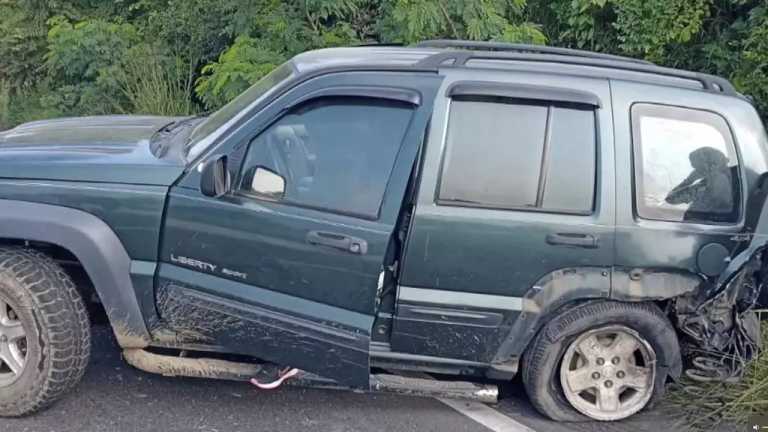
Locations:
492;266;689;380
492;267;612;366
0;199;151;348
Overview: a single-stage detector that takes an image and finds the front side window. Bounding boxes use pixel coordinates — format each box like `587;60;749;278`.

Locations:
239;96;415;219
632;104;740;224
439;97;597;213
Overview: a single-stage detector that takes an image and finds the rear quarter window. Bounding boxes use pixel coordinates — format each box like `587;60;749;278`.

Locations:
631;104;741;224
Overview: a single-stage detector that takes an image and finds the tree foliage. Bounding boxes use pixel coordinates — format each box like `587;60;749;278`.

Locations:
733;5;768;115
1;0;768;130
379;0;545;44
196;36;287;108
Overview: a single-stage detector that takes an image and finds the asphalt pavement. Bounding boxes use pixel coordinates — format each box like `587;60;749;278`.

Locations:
2;326;703;432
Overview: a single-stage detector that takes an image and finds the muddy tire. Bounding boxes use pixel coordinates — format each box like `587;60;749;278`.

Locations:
0;247;91;417
521;301;680;422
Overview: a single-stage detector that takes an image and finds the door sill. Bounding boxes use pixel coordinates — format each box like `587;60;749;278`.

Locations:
371;341;488;375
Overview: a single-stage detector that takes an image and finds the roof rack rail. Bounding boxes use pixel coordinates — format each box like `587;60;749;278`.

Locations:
413;43;737;96
415;39;653;66
354;42;405;47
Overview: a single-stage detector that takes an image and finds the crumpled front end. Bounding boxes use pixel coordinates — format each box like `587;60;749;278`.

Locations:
674;244;766;382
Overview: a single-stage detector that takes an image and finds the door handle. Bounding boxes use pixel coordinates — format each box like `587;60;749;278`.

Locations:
306;231;368;255
546;233;599;249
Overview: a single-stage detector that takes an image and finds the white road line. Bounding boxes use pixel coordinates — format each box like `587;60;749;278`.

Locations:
438;398;537;432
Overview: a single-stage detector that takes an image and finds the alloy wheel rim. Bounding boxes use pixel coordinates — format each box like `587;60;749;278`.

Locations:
559;325;656;421
0;298;27;387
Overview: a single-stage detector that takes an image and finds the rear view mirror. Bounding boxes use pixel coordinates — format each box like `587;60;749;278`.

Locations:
247;167;286;200
200;155;231;198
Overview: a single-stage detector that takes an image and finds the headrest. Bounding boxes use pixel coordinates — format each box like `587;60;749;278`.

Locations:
274;125;298;141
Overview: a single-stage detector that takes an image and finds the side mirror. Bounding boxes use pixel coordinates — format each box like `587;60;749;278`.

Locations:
200;155;231;198
245;166;286;200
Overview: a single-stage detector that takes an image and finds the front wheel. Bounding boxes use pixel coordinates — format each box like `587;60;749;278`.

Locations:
0;247;91;417
522;301;681;422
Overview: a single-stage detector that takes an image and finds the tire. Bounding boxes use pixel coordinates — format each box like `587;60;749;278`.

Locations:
0;247;91;417
521;301;681;422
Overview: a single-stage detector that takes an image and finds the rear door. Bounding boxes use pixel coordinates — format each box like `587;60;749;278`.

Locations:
158;72;441;387
391;68;616;362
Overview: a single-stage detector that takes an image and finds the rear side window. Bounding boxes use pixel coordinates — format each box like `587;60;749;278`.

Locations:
632;104;740;224
439;97;596;214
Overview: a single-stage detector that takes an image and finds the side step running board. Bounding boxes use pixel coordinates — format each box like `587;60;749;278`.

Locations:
123;348;265;380
123;349;498;403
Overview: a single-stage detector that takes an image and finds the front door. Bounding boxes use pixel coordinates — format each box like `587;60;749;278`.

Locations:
158;72;441;387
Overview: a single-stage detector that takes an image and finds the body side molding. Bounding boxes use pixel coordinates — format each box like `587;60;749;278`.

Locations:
398;285;524;310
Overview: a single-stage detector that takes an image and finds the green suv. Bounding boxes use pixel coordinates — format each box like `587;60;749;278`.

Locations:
0;40;765;422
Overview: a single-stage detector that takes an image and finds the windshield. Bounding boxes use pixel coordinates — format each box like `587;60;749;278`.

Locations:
186;62;296;160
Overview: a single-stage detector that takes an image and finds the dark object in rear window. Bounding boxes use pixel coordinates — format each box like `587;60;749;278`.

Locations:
632;103;740;224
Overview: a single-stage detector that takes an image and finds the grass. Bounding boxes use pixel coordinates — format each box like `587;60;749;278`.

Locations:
114;50;194;117
668;310;768;430
0;80;10;130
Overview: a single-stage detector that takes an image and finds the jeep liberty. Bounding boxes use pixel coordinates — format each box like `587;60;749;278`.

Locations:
0;40;766;422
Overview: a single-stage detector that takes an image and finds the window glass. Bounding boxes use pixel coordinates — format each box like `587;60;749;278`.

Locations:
543;107;596;212
440;99;547;208
633;104;740;223
240;97;414;218
439;98;596;213
187;62;295;160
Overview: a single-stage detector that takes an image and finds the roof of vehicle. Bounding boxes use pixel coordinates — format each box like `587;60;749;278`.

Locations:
291;40;742;99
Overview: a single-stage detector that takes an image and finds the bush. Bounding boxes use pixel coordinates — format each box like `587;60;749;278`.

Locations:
195;37;286;110
45;16;140;83
31;17;195;120
0;81;65;129
733;6;768;118
3;0;768;126
669;317;768;430
111;46;195;116
41;17;139;117
0;80;9;130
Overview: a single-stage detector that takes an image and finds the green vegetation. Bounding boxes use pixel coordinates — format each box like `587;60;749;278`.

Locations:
0;0;767;426
668;318;768;429
1;1;768;130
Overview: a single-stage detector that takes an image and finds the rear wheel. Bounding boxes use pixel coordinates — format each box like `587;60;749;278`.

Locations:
0;247;91;417
559;325;656;420
522;301;680;422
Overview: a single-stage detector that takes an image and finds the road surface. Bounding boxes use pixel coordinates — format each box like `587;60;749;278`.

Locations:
4;326;697;432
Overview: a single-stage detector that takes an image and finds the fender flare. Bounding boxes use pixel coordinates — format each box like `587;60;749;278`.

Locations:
492;266;691;379
491;267;611;365
0;199;151;348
